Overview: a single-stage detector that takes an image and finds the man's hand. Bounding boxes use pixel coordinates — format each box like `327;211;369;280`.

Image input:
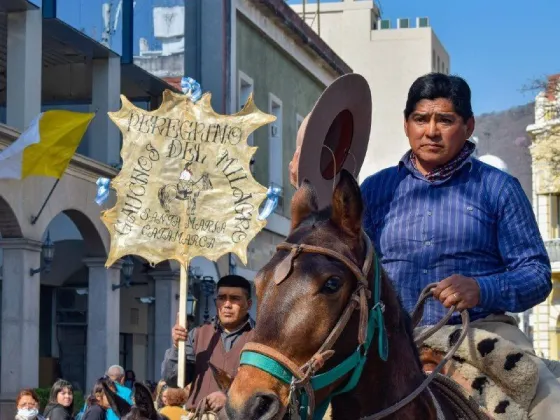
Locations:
172;312;188;348
206;391;227;412
432;274;480;311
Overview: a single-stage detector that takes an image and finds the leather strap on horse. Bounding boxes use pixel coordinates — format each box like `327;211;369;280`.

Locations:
412;282;457;346
430;374;490;420
360;308;471;420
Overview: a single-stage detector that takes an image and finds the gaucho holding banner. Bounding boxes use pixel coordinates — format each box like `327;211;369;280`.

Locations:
101;90;275;268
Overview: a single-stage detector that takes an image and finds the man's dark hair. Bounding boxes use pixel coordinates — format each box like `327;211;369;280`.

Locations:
217;274;252;299
404;73;473;121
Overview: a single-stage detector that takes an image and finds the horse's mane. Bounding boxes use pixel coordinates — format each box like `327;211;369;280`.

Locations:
294;206;422;369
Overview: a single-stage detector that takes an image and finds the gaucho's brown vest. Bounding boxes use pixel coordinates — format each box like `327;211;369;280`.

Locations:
186;322;254;409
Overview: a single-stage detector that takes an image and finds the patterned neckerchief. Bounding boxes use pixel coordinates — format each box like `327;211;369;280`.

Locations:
410;141;476;182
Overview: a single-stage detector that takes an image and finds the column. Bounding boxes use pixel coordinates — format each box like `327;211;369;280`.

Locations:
151;271;179;380
6;9;42;131
89;57;121;166
146;301;155;380
0;239;42;418
84;258;122;389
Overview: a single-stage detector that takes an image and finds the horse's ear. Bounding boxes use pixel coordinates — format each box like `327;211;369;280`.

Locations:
331;169;363;238
290;180;318;230
209;362;233;392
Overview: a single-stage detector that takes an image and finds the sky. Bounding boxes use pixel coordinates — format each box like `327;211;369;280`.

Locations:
287;0;560;115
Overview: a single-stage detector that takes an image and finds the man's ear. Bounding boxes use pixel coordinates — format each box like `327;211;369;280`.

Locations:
466;116;475;139
403;118;409;138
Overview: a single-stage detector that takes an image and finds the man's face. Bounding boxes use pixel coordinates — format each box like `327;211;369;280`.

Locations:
216;286;251;329
404;98;474;172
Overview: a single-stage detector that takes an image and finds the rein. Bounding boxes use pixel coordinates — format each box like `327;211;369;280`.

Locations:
239;232;470;420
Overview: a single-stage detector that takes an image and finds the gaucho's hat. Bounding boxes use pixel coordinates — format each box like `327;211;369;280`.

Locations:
294;73;372;209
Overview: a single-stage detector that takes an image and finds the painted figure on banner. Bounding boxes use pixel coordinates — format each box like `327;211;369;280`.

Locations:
158;161;214;215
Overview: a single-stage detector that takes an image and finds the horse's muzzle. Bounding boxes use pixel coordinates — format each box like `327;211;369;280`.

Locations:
225;391;282;420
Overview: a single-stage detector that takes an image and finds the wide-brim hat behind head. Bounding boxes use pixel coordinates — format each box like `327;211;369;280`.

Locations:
296;73;372;209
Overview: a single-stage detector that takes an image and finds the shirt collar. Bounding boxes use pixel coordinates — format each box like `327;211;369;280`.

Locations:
397;149;475;179
214;315;255;333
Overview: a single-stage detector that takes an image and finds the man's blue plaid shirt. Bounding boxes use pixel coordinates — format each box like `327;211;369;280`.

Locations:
361;153;552;326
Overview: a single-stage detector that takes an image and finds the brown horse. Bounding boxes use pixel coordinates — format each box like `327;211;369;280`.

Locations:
218;170;486;420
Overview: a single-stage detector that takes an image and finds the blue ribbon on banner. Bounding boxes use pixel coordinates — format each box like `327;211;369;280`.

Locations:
181;77;202;102
258;185;283;220
95;177;111;206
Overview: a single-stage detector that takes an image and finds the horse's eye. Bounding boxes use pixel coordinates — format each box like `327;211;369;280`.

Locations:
321;277;342;294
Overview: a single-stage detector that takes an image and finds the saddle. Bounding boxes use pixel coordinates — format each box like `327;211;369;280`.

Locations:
418;325;539;420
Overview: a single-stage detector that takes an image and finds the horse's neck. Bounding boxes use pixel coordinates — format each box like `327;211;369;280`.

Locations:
332;282;436;419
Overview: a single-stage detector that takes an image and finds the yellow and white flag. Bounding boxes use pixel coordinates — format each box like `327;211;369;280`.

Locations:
0;110;95;180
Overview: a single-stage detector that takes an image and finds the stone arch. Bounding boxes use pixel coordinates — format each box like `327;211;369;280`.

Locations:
0;195;23;238
41;208;107;258
62;209;106;257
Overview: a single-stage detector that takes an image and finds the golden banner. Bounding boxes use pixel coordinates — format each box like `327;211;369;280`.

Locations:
101;90;275;267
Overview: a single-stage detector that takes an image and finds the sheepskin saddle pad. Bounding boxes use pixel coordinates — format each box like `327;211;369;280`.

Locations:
418;325;539;420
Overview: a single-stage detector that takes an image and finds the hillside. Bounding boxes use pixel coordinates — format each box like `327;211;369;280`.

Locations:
474;102;534;199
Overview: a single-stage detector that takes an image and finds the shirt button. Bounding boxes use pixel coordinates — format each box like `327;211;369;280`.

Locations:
425;241;431;246
467;206;474;211
423;269;428;274
427;211;432;216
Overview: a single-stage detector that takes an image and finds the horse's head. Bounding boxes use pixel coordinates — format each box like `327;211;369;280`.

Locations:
226;169;376;419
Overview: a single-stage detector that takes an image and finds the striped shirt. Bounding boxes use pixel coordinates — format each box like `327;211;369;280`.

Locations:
361;152;552;326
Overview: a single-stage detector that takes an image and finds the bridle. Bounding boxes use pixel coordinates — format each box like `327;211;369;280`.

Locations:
239;231;389;419
238;230;472;420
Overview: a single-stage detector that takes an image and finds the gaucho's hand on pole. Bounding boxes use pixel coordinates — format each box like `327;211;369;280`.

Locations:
432;274;481;311
172;312;188;349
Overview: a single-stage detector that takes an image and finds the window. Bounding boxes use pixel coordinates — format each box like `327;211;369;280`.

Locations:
418;17;429;27
437;56;440;73
268;93;283;213
238;71;254;146
379;19;390;30
398;18;409;29
432;50;436;71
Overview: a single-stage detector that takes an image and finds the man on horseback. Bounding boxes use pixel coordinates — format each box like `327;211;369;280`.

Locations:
356;73;560;420
161;275;254;417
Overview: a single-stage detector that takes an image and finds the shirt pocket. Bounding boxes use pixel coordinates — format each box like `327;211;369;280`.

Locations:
461;203;496;251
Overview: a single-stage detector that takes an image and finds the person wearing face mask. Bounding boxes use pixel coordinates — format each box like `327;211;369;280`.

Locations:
43;379;74;420
15;389;45;420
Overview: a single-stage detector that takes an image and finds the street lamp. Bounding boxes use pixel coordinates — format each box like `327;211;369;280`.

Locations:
112;256;135;291
30;231;55;276
187;293;198;317
175;292;198;318
200;276;215;323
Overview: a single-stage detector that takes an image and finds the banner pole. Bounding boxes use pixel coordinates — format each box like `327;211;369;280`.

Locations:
177;262;189;388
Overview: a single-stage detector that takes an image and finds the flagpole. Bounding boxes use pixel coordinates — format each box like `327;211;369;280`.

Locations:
31;179;61;225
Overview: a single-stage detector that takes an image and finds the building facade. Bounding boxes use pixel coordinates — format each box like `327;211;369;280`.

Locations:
0;0;349;416
290;0;450;178
527;74;560;360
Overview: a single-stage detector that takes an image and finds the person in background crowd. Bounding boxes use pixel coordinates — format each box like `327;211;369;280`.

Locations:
154;381;167;410
161;275;254;414
124;371;136;390
15;389;45;420
158;388;188;420
82;378;130;420
121;382;165;420
43;379;74;420
105;365;133;420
